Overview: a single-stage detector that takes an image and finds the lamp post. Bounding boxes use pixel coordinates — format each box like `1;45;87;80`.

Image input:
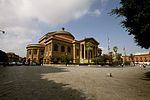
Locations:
65;52;68;66
0;30;5;34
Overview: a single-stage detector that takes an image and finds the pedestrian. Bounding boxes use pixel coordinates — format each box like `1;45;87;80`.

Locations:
143;64;146;68
121;63;124;67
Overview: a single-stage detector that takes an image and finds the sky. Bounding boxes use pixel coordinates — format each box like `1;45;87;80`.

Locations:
0;0;149;57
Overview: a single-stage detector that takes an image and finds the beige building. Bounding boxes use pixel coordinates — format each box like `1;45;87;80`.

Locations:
7;52;20;62
26;28;101;64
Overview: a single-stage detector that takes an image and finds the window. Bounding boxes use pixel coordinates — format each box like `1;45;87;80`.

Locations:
49;43;51;51
40;50;44;55
33;49;37;55
140;57;143;62
53;44;58;51
136;57;138;62
77;49;79;56
68;47;71;53
145;57;147;62
61;46;65;52
85;50;87;59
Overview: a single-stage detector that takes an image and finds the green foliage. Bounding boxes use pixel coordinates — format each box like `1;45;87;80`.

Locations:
92;54;110;65
50;56;72;64
0;50;8;62
92;52;123;66
113;54;123;65
124;61;131;66
111;0;150;49
50;56;60;64
113;46;118;53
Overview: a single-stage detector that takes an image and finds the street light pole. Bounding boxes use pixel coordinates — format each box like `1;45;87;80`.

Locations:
0;30;5;34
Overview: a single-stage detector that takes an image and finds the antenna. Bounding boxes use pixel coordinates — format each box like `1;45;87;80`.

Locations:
107;34;110;52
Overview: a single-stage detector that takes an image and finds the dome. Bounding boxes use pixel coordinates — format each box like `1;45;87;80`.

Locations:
54;28;75;40
39;28;75;43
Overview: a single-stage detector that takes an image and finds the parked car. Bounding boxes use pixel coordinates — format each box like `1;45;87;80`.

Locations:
16;62;23;66
8;62;16;66
31;62;37;66
0;62;8;66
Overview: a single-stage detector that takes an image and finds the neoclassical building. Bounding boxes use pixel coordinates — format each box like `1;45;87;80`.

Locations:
26;28;101;64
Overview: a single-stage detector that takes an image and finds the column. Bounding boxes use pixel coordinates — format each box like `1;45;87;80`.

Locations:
37;49;40;63
73;44;76;63
31;49;34;63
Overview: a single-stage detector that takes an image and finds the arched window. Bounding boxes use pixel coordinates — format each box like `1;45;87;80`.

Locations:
53;44;58;51
68;47;71;53
61;46;65;52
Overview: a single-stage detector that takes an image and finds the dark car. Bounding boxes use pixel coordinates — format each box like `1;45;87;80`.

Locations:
0;62;8;67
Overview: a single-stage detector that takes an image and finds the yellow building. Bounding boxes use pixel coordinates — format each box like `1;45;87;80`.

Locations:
26;28;101;64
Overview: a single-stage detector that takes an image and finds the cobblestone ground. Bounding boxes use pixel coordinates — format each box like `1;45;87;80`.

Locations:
0;65;150;100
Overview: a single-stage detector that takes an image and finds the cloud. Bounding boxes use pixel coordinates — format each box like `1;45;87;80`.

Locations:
0;0;94;57
88;9;101;16
0;0;108;57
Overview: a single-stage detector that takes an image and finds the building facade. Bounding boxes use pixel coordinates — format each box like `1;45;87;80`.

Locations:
122;52;150;65
26;28;101;64
7;52;22;62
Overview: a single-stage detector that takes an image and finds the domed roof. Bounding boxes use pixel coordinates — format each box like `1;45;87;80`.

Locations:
39;28;75;43
54;28;75;39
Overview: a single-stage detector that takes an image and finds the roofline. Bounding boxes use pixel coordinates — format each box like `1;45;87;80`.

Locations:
79;37;99;45
26;44;45;48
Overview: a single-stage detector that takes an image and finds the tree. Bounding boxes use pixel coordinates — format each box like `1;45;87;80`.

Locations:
0;50;8;66
111;0;150;49
116;53;123;64
113;46;118;61
108;52;113;64
113;46;118;54
129;53;134;63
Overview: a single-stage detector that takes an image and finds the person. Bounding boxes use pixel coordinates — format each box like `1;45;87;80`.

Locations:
121;63;124;67
143;64;146;68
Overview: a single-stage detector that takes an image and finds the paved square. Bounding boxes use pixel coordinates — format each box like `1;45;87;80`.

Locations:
0;65;150;100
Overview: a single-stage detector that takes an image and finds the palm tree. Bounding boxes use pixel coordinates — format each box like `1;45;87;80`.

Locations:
113;46;118;62
113;46;118;54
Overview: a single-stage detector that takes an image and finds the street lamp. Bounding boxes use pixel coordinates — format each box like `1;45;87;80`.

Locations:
0;30;5;34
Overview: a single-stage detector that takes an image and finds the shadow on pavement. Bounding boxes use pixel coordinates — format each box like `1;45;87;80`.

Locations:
142;72;150;81
0;66;89;100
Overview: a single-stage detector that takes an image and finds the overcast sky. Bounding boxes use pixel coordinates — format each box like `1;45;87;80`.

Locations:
0;0;149;57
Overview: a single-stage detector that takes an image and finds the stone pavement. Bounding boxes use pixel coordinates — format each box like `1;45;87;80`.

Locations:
0;65;150;100
0;66;87;100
